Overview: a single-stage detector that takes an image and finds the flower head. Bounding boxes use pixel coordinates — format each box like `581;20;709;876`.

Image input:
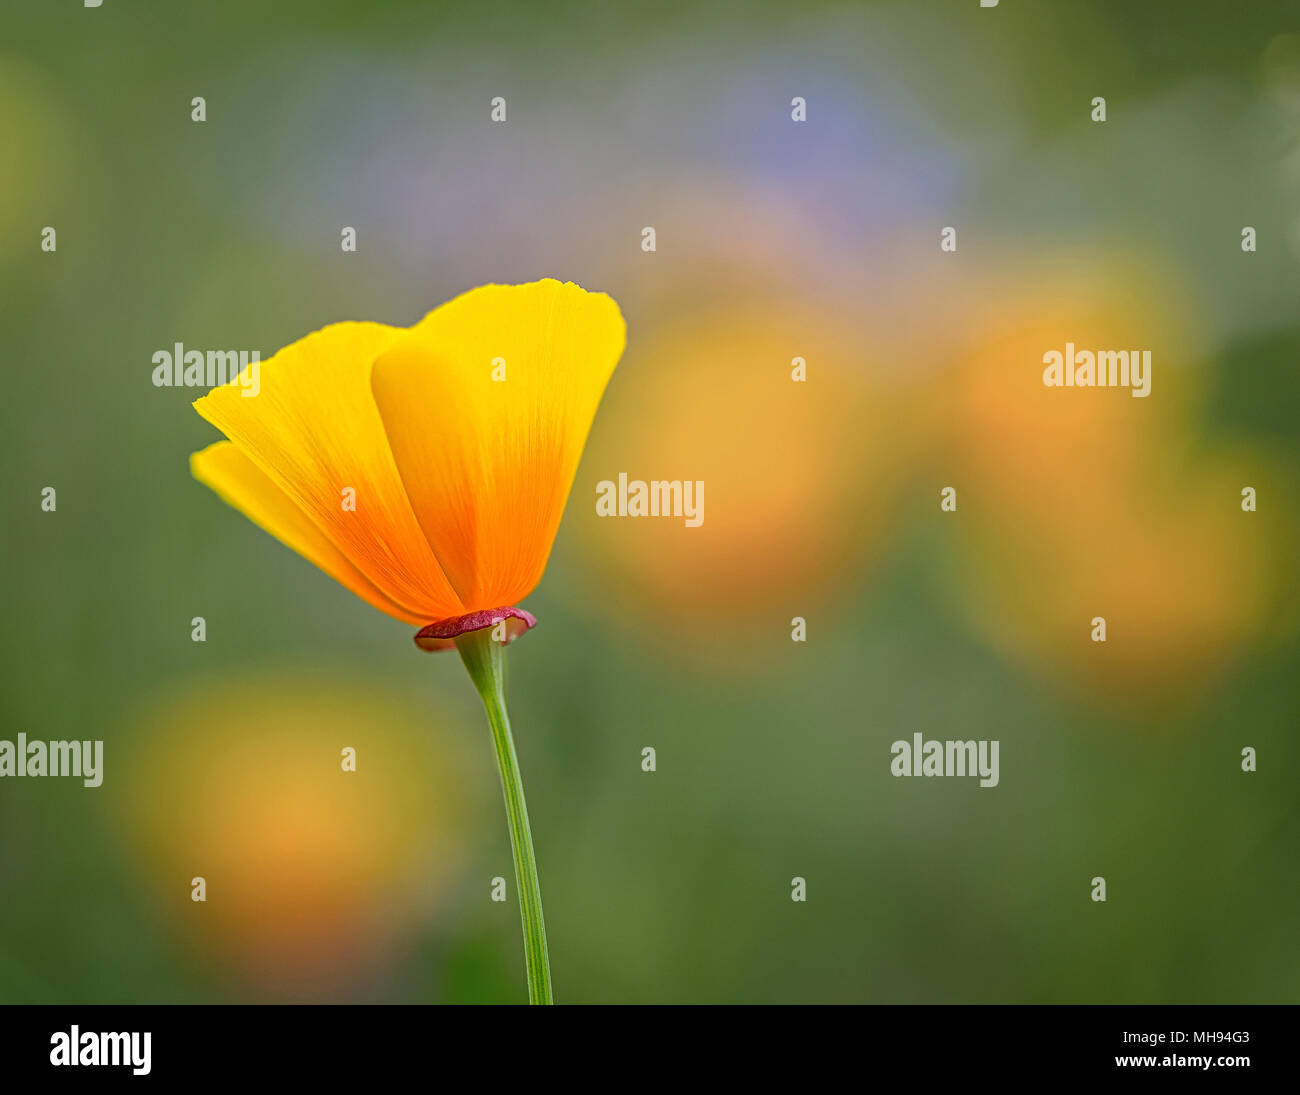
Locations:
191;279;625;647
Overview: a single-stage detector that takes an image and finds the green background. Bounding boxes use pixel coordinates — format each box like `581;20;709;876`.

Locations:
2;1;1297;1003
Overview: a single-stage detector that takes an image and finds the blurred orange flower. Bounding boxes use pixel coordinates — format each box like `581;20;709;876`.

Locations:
936;257;1294;708
118;678;464;997
578;297;917;645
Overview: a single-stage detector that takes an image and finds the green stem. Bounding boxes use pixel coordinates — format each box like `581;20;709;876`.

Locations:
455;627;553;1004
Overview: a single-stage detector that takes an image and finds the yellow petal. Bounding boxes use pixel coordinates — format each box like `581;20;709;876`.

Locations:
191;441;425;625
193;322;463;621
370;279;626;609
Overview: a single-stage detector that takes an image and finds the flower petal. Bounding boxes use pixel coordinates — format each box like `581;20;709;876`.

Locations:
191;441;425;625
370;279;626;609
193;321;463;621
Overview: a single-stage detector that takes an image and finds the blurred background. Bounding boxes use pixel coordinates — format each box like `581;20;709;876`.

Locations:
1;0;1297;1003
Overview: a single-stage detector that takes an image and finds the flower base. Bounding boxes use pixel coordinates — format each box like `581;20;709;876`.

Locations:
414;607;537;652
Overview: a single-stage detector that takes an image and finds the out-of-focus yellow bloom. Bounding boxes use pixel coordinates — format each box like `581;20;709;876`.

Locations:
117;678;465;996
578;299;917;643
191;280;625;642
937;260;1294;707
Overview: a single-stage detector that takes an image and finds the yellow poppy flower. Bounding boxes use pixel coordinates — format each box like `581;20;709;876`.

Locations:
189;278;626;1004
191;279;625;646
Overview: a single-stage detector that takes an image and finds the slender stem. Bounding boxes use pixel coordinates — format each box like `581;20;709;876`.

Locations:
455;627;553;1004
